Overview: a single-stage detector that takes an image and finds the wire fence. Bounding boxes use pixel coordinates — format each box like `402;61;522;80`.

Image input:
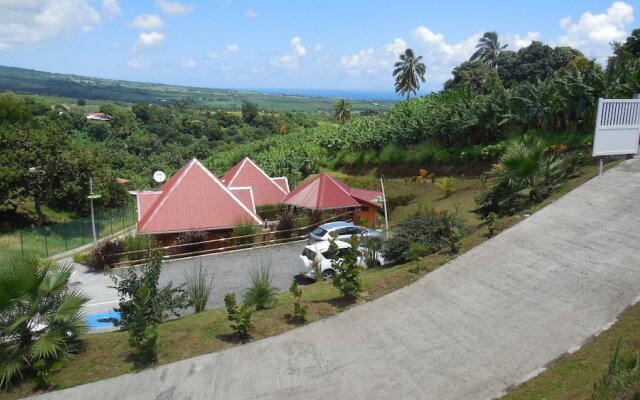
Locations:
0;205;137;263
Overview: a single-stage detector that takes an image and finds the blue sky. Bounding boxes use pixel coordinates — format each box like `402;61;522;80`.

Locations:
0;0;637;93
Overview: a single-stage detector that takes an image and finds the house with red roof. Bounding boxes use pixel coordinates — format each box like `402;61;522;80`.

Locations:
135;159;263;244
221;157;290;206
282;173;383;227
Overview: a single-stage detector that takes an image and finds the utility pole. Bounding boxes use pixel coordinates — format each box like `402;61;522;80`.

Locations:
380;177;389;239
87;177;102;244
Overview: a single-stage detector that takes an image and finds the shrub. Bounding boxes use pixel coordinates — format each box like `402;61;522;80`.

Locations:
127;286;158;365
486;212;499;237
435;177;456;197
592;339;640;399
224;293;253;340
233;222;256;245
331;236;364;298
122;234;151;262
474;140;573;218
32;359;62;389
405;242;430;261
307;209;324;226
361;236;383;268
87;238;124;270
244;264;278;310
169;230;207;255
382;211;467;263
288;282;308;321
0;256;89;389
275;209;294;238
184;263;214;313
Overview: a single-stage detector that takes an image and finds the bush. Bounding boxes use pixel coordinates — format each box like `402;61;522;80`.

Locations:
87;238;124;270
405;242;430;261
169;230;207;255
244;264;278;310
435;177;456;197
361;236;383;268
331;236;364;298
184;263;214;313
224;293;253;340
127;286;158;365
233;222;256;245
288;282;308;322
275;209;294;239
486;212;499;237
382;211;467;263
307;209;324;226
122;234;151;262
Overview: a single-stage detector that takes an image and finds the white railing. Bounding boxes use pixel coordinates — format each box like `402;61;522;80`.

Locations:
593;98;640;156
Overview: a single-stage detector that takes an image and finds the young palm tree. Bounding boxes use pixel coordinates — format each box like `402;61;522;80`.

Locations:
471;31;507;68
393;49;427;99
0;256;89;388
333;99;352;124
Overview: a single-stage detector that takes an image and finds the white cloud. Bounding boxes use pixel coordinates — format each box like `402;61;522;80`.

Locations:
181;58;196;69
154;0;195;16
557;1;634;55
0;0;101;49
315;44;323;52
102;0;121;17
208;43;240;60
385;38;407;56
245;8;257;18
127;56;151;70
339;38;409;77
506;31;541;50
132;31;165;52
271;37;308;69
130;14;164;29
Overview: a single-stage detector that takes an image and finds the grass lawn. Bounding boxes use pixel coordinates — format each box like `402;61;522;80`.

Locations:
1;161;615;399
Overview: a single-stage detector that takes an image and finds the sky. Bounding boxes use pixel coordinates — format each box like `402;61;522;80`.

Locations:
0;0;637;94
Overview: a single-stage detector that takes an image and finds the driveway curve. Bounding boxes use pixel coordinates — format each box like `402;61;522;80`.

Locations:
32;158;640;400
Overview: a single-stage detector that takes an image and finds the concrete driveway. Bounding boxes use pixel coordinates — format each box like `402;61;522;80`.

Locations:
33;158;640;400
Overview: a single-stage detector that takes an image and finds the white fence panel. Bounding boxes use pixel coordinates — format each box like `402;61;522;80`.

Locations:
593;98;640;156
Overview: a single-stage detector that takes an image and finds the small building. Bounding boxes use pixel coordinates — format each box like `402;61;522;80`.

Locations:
221;157;290;206
135;159;263;246
282;173;383;227
86;112;112;121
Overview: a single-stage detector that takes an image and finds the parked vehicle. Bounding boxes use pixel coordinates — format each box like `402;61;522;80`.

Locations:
298;240;385;281
308;221;381;245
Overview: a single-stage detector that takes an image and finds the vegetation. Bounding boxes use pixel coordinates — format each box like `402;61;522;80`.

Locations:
244;265;278;310
393;49;426;99
470;31;508;68
224;293;254;340
126;286;159;365
288;282;308;322
330;236;364;298
0;257;89;388
383;211;466;262
86;239;123;270
434;176;456;197
333;99;352;124
184;264;215;313
169;230;207;255
275;210;295;238
232;222;257;245
592;339;640;399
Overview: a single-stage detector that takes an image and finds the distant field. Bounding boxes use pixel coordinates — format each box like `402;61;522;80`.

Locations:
0;65;395;113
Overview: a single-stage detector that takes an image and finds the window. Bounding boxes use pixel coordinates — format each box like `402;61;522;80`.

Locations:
361;206;369;212
311;227;327;236
302;248;317;260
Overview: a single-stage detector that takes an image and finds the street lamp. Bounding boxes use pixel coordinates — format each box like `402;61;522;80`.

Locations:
87;177;102;244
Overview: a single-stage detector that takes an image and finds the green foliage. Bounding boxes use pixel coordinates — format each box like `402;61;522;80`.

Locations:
233;222;256;245
0;256;89;389
592;339;640;399
275;209;295;239
127;286;158;365
109;250;190;329
393;49;426;99
244;264;278;310
435;177;456;197
184;263;214;313
122;234;151;262
169;230;207;255
383;211;466;262
362;236;383;268
405;242;430;261
241;101;258;124
331;236;364;298
288;282;308;322
224;293;253;340
86;238;123;270
486;212;499;237
333;99;352;124
32;359;62;389
470;31;508;68
474;139;573;218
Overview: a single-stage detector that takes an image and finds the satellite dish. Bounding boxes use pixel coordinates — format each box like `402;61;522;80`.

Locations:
153;170;166;183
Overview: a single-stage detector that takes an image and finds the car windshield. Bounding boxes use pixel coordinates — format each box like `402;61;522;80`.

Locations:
311;227;327;236
302;248;317;260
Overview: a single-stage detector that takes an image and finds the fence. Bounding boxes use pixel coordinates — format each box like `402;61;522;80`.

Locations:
0;205;137;263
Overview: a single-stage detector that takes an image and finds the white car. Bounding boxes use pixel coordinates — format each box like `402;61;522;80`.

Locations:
298;240;385;281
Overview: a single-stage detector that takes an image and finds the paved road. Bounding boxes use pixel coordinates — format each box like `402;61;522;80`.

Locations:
33;158;640;400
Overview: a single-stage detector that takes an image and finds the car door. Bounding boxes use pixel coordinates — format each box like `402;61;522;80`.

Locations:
337;226;359;242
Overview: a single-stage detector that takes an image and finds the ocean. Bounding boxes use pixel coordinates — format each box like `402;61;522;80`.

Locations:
247;88;404;101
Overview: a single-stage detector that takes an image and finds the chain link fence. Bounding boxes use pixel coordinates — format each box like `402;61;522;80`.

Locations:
0;205;137;263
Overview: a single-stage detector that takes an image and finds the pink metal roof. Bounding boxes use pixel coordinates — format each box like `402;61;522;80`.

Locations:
349;188;383;209
272;177;290;193
229;187;256;214
136;191;161;221
137;159;262;234
221;157;289;206
282;173;361;210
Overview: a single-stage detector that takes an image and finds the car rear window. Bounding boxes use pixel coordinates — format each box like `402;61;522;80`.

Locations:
311;227;327;236
302;248;317;260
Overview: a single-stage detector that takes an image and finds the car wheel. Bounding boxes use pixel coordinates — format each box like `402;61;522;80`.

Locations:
321;269;335;280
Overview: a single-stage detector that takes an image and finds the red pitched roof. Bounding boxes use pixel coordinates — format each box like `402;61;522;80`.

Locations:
282;173;361;210
272;177;290;193
221;157;289;206
229;187;256;214
349;188;383;209
137;159;262;234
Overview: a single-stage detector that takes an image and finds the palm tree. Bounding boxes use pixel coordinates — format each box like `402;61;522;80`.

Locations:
0;256;89;388
333;99;352;124
471;31;507;68
393;49;426;99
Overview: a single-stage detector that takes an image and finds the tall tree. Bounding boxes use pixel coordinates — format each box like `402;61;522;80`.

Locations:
393;49;426;99
471;31;507;68
332;99;352;124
